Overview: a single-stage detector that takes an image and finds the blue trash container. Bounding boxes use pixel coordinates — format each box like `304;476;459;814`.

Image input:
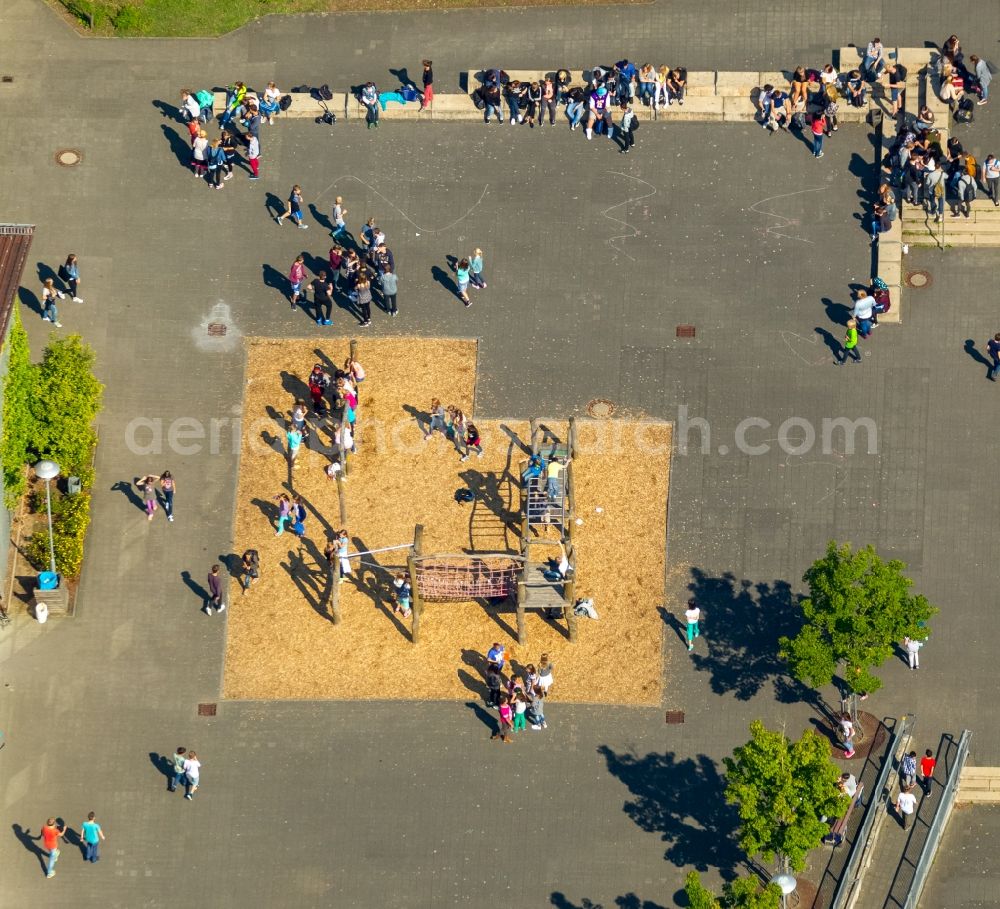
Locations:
38;571;58;591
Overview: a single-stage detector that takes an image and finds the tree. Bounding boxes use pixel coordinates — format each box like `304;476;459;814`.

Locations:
685;872;781;909
724;720;848;873
779;541;937;695
1;308;37;509
31;334;103;488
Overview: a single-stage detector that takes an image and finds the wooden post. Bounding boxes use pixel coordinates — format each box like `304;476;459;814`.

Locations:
565;579;578;643
530;418;539;456
339;406;350;479
330;560;342;624
350;338;357;362
516;580;526;646
408;524;424;644
336;472;348;525
567;416;576;460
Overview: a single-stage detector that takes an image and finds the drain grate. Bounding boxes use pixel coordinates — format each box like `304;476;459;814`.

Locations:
197;703;217;716
676;325;696;338
207;323;228;337
2;76;12;84
665;710;685;724
905;270;932;289
54;148;82;167
586;398;616;419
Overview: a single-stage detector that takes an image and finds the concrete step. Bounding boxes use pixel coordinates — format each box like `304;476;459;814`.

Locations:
956;791;1000;803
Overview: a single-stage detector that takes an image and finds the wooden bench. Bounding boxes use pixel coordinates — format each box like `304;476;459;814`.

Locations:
823;783;864;846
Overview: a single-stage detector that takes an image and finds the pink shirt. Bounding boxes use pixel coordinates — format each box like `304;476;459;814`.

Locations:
289;262;305;283
498;703;513;725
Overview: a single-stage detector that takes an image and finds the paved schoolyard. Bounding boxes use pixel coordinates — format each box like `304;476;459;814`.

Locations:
1;0;999;906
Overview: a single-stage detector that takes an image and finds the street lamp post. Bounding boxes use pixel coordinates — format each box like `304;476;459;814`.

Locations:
771;872;797;909
34;460;60;579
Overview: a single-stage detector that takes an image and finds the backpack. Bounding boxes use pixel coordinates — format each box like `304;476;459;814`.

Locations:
872;276;888;291
319;84;333;101
279;94;292;111
630;115;639;132
873;288;891;313
966;154;978;177
955;97;975;123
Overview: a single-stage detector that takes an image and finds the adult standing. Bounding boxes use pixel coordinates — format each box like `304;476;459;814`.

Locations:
220;128;238;181
206;564;226;615
381;266;398;317
247;133;260;181
903;635;922;669
421;60;434;110
80;812;105;863
970;55;991;105
40;278;63;327
886;63;907;117
169;746;188;791
356;274;373;328
206;139;226;190
182;751;201;800
486;641;506;674
895;787;917;829
159;470;175;522
60;254;84;303
41;817;65;878
852;289;876;338
838;712;856;758
684;599;701;652
900;750;918;790
986;332;1000;381
336;529;352;582
982;155;1000;207
311;270;333;326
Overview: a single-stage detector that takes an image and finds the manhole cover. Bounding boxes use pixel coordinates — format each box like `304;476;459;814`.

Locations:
54;148;82;167
665;710;685;724
905;270;932;289
586;398;616;418
207;323;228;336
676;324;696;338
198;703;217;716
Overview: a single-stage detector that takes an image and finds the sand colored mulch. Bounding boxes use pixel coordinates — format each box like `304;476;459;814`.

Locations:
224;337;670;704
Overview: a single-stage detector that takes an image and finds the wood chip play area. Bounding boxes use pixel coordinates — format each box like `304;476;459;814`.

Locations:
223;337;671;705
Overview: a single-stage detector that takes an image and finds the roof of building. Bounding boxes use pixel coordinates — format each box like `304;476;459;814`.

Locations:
0;224;34;346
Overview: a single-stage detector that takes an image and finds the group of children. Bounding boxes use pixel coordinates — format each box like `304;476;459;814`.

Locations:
485;642;554;742
424;398;483;461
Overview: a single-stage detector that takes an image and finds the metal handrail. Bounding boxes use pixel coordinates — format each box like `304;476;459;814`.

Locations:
902;729;972;909
830;714;916;909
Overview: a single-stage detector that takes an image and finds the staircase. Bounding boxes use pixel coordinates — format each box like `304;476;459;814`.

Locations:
958;766;1000;803
903;199;1000;248
520;546;568;613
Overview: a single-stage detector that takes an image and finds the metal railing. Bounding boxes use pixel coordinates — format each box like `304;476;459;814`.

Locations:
901;729;972;909
830;714;916;909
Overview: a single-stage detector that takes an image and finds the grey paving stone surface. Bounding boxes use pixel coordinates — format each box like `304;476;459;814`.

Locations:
0;0;999;906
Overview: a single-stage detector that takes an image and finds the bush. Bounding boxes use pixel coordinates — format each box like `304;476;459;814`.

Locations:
26;491;91;579
112;3;150;34
2;309;37;510
31;334;103;490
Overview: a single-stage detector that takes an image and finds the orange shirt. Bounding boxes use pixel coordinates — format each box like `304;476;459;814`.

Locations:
42;823;61;851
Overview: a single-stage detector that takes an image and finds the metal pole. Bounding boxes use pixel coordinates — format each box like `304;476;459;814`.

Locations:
45;478;56;576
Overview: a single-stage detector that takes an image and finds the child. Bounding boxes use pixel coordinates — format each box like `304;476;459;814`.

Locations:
40;278;64;327
332;196;348;239
485;665;502;708
492;695;513;743
469;248;487;289
838;319;861;366
291;497;307;538
393;573;412;618
528;685;547;730
460;422;483;461
274;493;291;534
336;529;352;582
286;423;302;469
241;549;260;594
425;399;447;440
344;356;366;385
512;692;528;733
276;184;308;228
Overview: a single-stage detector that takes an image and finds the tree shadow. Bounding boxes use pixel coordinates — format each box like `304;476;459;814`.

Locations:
964;339;993;376
684;569;804;702
262;263;287;297
159;123;191;167
111;479;145;513
11;823;46;874
822;297;852;328
431;264;459;298
550;895;669;909
180;570;210;609
815;326;843;362
598;746;742;875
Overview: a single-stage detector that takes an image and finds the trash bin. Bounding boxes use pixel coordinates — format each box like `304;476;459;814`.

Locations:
38;571;59;591
34;602;49;624
67;476;81;494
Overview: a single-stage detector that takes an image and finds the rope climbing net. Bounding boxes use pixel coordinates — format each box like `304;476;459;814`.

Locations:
413;555;522;601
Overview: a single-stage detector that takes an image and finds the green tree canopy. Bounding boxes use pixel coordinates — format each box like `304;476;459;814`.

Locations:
724;720;848;872
1;308;36;509
685;871;781;909
30;333;103;488
779;541;936;695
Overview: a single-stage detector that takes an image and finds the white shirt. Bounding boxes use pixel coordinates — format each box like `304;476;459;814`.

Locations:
853;295;874;320
182;758;201;780
866;41;883;60
685;607;701;625
264;86;281;102
821;68;838;84
842;774;858;797
183;95;200;118
897;791;917;814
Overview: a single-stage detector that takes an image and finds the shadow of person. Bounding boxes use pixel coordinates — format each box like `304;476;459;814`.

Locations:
148;751;173;787
282;544;331;620
597;746;742;874
431;264;459;298
11;823;47;873
815;326;843;361
465;700;498;732
111;479;145;512
180;570;210;609
279;370;311;401
390;67;417;91
17;287;43;318
265;191;285;220
402;403;430;436
302;250;327;276
308;204;334;234
461;647;489;685
159;123;192;167
262;263;287;296
965;338;994;376
822;297;852;327
656;605;688;647
36;260;59;287
152;99;182;120
218;552;241;580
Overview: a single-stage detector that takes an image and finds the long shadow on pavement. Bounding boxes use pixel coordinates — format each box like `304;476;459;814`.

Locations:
550;894;668;909
11;824;46;874
598;746;742;876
